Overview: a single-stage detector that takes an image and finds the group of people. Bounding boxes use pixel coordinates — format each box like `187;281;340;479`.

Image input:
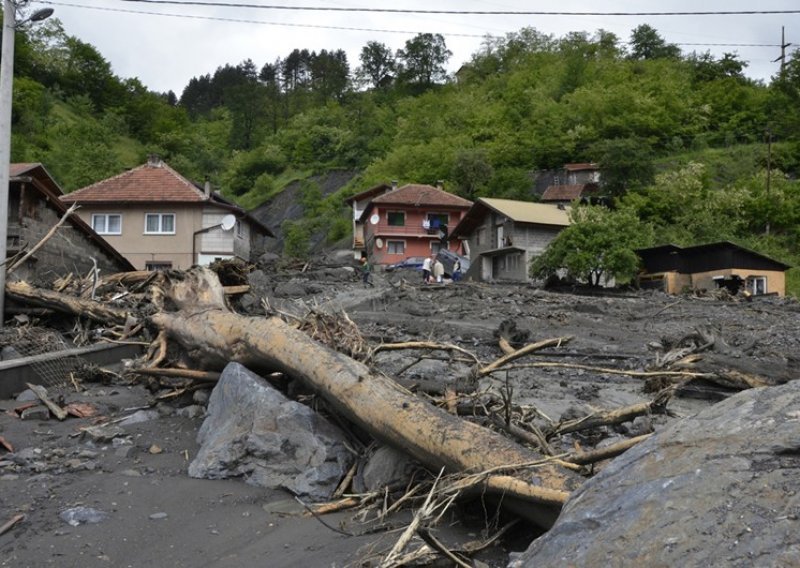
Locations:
422;255;462;284
359;253;463;288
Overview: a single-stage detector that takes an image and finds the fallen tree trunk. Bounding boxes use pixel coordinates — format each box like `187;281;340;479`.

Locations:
149;268;580;528
6;281;132;326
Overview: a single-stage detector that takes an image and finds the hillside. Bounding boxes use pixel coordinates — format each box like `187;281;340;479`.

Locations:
8;18;800;291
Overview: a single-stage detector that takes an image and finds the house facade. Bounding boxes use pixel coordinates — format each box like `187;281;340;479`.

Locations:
541;163;601;204
352;183;473;266
637;242;790;297
60;156;274;271
344;182;394;260
7;163;133;285
451;198;570;282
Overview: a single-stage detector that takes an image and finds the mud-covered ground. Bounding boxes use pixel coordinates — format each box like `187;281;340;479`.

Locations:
1;263;798;567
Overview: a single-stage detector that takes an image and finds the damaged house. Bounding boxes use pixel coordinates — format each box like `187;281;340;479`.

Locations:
6;163;134;285
637;241;790;296
451;198;570;282
60;156;274;270
540;162;602;204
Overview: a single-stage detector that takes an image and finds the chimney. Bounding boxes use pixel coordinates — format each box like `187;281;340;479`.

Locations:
436;180;444;190
147;154;161;167
391;180;398;190
204;177;211;199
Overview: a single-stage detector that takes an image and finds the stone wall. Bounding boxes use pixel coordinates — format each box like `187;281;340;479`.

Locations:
11;185;126;286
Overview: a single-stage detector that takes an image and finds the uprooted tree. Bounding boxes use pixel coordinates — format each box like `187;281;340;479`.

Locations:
6;267;581;528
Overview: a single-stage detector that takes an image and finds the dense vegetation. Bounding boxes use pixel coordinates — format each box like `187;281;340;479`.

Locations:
6;17;800;293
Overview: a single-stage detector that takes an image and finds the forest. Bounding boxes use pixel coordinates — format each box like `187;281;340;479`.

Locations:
6;16;800;293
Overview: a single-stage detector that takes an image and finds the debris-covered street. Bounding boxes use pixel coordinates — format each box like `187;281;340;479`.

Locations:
1;259;799;567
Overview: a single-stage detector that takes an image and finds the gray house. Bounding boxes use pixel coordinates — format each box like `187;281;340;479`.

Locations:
450;198;570;281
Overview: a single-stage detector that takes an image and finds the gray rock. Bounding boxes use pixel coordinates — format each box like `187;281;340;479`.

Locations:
148;512;168;520
512;380;800;568
273;281;308;298
117;410;160;427
15;389;39;402
20;406;50;421
177;405;205;419
193;390;211;405
189;363;353;500
82;423;125;443
354;445;418;493
1;345;21;360
114;446;137;459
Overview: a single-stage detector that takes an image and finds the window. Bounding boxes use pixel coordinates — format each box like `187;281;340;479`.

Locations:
236;220;244;238
430;242;442;255
145;261;172;271
387;240;405;255
145;213;176;234
387;211;405;226
476;228;485;246
91;214;121;235
747;276;767;295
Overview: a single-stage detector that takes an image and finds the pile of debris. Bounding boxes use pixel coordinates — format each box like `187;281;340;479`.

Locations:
1;261;798;565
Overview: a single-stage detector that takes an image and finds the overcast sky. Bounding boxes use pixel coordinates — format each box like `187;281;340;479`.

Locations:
27;0;799;96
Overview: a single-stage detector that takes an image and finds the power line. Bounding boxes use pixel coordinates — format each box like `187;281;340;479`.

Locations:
33;1;785;48
115;1;800;17
36;1;486;36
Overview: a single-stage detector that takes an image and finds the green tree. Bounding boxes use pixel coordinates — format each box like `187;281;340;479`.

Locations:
452;148;493;199
396;33;452;88
530;205;654;286
628;24;681;60
356;41;396;89
590;137;655;197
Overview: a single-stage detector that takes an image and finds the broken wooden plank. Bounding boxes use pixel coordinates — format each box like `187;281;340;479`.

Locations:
25;382;68;421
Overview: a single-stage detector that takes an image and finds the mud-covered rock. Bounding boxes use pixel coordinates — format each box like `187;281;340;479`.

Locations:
189;363;353;500
512;380;800;567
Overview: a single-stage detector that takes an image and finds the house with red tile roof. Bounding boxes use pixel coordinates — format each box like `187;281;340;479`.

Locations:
349;183;473;266
6;163;134;286
60;156;274;270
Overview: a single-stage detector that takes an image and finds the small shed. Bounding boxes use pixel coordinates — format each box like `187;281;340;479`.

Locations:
637;242;790;296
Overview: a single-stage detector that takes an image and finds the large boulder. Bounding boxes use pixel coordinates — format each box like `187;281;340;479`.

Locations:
512;380;800;567
188;363;353;500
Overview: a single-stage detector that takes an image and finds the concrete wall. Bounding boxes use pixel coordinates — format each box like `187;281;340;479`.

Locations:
10;185;126;285
463;213;564;281
690;268;786;296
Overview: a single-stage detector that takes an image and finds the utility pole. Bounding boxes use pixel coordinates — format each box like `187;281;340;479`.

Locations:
765;129;772;236
0;2;53;328
773;26;793;75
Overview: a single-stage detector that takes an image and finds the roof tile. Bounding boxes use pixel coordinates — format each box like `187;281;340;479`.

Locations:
370;184;473;208
61;160;205;203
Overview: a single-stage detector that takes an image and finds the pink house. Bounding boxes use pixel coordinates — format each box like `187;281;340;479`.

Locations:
347;183;473;266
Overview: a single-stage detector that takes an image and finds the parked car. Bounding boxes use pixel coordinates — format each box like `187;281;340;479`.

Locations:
436;249;470;277
385;256;426;272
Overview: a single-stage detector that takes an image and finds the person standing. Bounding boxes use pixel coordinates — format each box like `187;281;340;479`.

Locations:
360;257;373;287
452;259;462;282
433;258;445;283
422;255;433;284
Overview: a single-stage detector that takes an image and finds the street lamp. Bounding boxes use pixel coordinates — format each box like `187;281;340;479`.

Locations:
0;2;53;327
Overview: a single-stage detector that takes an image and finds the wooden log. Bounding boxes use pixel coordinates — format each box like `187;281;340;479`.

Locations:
6;281;131;326
475;336;574;378
566;434;653;465
149;268;581;528
550;401;656;437
131;368;221;382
